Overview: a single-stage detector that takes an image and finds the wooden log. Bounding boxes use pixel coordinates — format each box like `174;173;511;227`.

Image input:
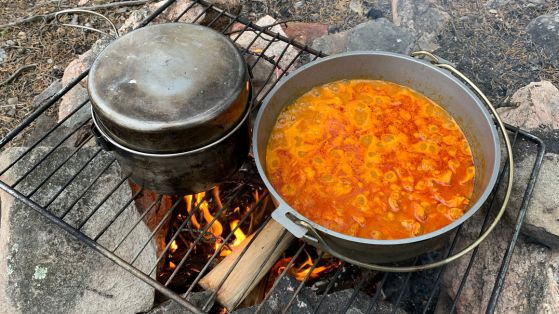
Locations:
198;219;294;309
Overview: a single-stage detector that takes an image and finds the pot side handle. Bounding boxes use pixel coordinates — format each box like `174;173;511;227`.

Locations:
271;204;309;238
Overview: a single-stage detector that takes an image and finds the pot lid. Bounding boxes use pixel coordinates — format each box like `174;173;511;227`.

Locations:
88;23;249;153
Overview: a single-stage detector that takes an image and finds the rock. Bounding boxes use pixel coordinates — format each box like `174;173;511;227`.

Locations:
129;182;174;258
146;292;213;313
0;147;157;313
16;31;26;39
0;48;6;63
349;0;364;15
58;36;111;128
120;0;205;34
312;30;351;55
346;19;416;54
7;97;17;105
367;8;384;19
32;80;62;108
528;11;559;67
486;0;548;8
244;54;276;102
202;0;242;31
496;81;559;132
5;40;15;46
282;22;329;46
234;15;299;71
232;276;405;314
442;201;558;313
294;0;305;9
395;0;450;51
506;153;559;248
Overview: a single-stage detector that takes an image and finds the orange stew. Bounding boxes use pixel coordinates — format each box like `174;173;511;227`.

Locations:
265;80;475;240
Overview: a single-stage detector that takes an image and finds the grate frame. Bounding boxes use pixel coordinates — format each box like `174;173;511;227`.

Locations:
0;1;547;313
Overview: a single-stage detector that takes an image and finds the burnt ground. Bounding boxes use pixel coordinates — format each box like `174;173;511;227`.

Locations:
0;0;143;139
1;0;559;139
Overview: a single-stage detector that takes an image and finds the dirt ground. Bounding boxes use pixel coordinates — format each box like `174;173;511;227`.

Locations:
1;0;558;139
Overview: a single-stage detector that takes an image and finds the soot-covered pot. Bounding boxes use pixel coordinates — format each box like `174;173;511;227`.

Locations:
89;23;251;195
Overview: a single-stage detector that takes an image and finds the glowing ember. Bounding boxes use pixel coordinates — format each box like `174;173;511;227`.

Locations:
170;240;178;254
169;261;176;270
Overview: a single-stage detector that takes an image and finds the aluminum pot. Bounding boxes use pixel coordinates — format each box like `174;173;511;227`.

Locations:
89;24;251;195
253;51;501;264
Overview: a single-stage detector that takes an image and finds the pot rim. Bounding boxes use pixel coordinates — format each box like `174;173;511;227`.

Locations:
253;51;501;246
91;87;253;158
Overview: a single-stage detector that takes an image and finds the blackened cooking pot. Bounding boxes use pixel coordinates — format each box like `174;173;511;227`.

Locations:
253;51;507;265
89;23;251;195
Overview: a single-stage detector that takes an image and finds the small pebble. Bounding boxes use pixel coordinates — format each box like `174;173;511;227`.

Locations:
367;8;383;19
47;58;53;64
7;97;18;105
84;22;92;28
489;9;498;14
6;106;16;117
6;39;15;46
17;48;25;54
17;31;26;39
294;0;304;9
328;25;340;33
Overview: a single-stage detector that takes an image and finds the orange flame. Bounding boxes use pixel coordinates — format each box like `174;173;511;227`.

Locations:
196;192;223;237
170;240;178;254
274;251;340;281
181;188;252;258
230;219;246;247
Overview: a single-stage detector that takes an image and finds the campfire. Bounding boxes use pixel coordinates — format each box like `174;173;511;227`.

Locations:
140;178;347;312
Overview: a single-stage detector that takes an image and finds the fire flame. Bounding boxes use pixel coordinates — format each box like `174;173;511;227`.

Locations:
182;188;249;257
170;240;178;254
274;251;340;281
230;219;246;247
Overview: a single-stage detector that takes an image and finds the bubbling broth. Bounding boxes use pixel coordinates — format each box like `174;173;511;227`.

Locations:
265;80;475;240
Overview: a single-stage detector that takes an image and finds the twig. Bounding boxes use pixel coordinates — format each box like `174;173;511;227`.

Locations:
0;0;151;29
391;0;400;26
0;64;37;86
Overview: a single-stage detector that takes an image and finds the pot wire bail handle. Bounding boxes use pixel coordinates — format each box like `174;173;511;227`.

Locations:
292;51;514;272
54;9;120;38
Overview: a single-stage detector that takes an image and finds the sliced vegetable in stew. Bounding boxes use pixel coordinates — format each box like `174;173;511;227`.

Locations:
265;80;475;239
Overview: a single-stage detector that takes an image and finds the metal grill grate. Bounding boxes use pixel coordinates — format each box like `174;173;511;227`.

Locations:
0;1;546;313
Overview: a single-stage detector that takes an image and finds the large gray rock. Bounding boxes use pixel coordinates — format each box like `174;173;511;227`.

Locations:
395;0;450;51
0;147;157;313
497;81;559;132
232;275;406;314
312;30;351;55
442;203;558;313
146;292;213;314
58;36;112;129
346;19;416;54
312;19;416;55
506;153;559;248
527;11;559;67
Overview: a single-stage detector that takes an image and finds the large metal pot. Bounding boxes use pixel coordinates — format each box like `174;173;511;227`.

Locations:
253;51;502;264
89;23;251;195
